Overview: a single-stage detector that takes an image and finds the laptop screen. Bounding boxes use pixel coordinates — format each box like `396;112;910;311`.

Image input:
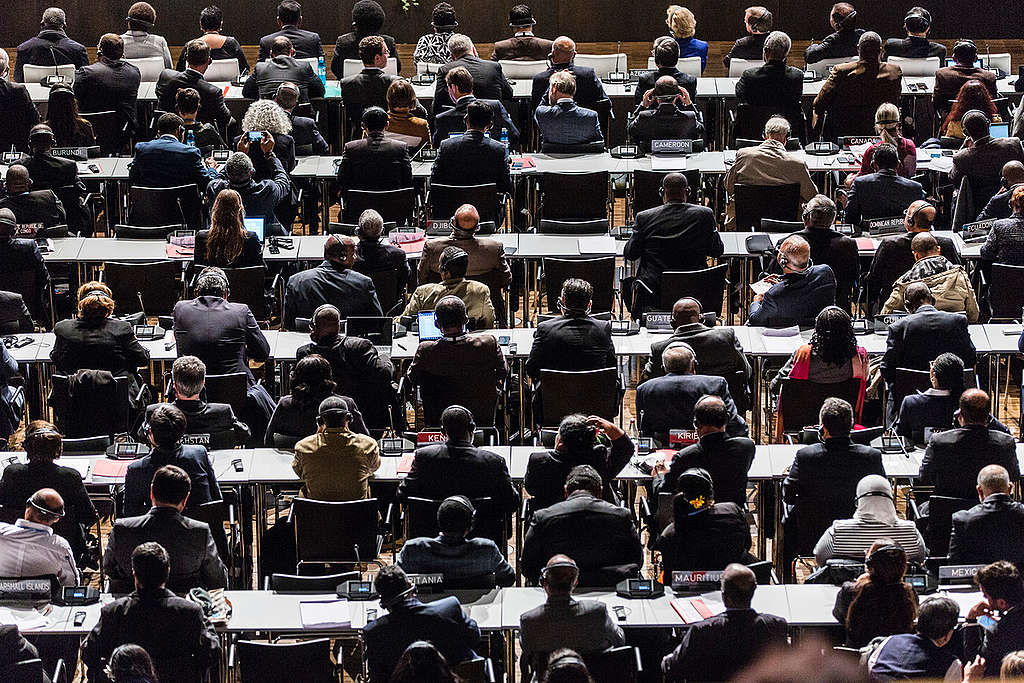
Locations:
243;217;265;243
945;58;983;68
991;122;1010;138
417;311;443;341
346;316;393;346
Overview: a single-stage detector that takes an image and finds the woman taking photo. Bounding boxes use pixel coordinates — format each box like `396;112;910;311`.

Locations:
196;189;263;269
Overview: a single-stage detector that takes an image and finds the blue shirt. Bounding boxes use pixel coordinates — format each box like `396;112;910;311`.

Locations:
675;37;709;73
397;534;515;586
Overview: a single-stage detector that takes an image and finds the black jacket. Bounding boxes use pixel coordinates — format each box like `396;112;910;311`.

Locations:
747;265;837;328
332;33;400;79
950;493;1024;570
289;114;329;155
155;68;232;130
80;587;220;683
258;26;323;61
880;305;977;380
51;316;149;380
16;152;89;235
623;201;723;297
145;398;250;444
431;129;513;195
526;313;616;379
433;95;520;148
978;185;1022;221
845;170;926;227
104;506;227;594
0;190;66;230
336;131;412;199
920;426;1020;499
14;29;89;82
646;323;752;384
805;28;865;64
524;435;635;511
724;33;769;68
628;104;704;151
521;490;643;585
74;57;142;137
296;335;395;429
532;63;606;110
654;502;753;577
635;66;697;106
284;260;383;330
129;134;217;191
661;607;787;682
0;238;50;320
654;431;755;507
0;291;33;333
397;440;521;542
867;234;961;308
0;625;40;672
340;68;399;137
785;227;860;311
433;55;513;116
884;36;947;60
735;60;805;122
243;55;325;103
123;445;222;518
172;296;270;382
176;36;249;73
636;373;749;439
265;391;366;443
0;81;40;154
354;239;411;296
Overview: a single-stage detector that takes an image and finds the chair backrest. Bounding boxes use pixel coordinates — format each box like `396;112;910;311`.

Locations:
204;58;241;82
23;63;76;83
418;355;499;426
293;497;379;565
0;268;44;322
114;223;183;239
204;372;248;417
734;104;806;145
805;57;849;78
186;499;228;529
417;61;445;75
404;496;504;548
778;378;862;433
981;53;1012;74
237;639;336;683
537;219;610;235
584;646;642;683
267;571;360;592
48;372;131;437
453;657;496;683
80;110;129;155
367;268;401;316
498;59;548;78
677;56;702;76
925;496;976;556
7;658;45;683
62;435;113;452
540;172;609;221
887;56;940;77
890;368;932;406
760;219;804;233
733;183;802;231
128;184;203;230
729;58;765;77
341;57;398;78
222;266;268;321
989;264;1024;319
574;53;627;78
542;256;616;314
952;175;977;232
342;187;415;224
103;260;180;316
123;56;165;81
658;264;729;313
429;183;500;223
540;368;619;426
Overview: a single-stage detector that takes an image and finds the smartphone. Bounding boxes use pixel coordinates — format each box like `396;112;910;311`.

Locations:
613;605;627;621
247;131;263;143
507;343;517;355
212;149;230;162
498;335;511;345
73;611;87;627
366;608;378;621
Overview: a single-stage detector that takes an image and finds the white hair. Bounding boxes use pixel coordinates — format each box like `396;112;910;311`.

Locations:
447;34;474;57
804;194;837;223
763;31;791;61
0;49;9;75
241;99;292;135
764;116;791;140
41;7;66;28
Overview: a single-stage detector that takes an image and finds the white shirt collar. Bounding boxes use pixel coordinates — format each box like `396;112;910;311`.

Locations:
514;31;535;37
15;518;53;535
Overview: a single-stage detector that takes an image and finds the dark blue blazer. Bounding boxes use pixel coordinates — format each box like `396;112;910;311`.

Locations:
845;169;926;226
896;391;956;443
433;96;520;148
431;130;513;195
15;30;89;82
783;437;885;527
258;26;323;61
531;63;607;110
363;596;480;683
123;444;222;517
172;295;271;381
130;135;216;190
950;493;1024;570
289;114;329;155
747;264;837;328
880;305;977;380
635;373;748;438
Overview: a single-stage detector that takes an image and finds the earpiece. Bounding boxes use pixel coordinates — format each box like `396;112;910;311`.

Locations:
906;201;934;228
309;303;339;331
444;494;476;523
547;652;588;671
380;579;416;609
26;495;64;519
865;544;903;568
441;404;476;437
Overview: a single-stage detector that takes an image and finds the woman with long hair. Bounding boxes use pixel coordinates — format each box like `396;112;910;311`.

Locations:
833;539;918;647
857;102;917;178
386;79;431;147
196;189;263;268
943;79;1001;137
264;354;367;445
44;83;95;147
390;641;462;683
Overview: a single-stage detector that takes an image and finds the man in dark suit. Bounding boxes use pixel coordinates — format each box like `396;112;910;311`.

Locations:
0;51;40;154
340;35;398;138
352;208;410;301
244;36;324;103
919;389;1019;499
0;164;66;232
723;6;773;68
804;2;864;64
156;40;232;134
363;565;480;683
397;405;519;543
868;200;961;309
433;34;513;117
880;282;977;380
492;5;552;61
131;113;218;190
812;32;902;138
207;145;292;235
933;40;998;119
785;194;859;310
258;0;323;61
521;465;643;586
74;33;141;146
846;143;926;226
978;161;1024;221
636;344;748;439
531;36;607;110
17;124;89;236
653;395;755;506
883;7;946;60
331;0;400;78
637;36;697;106
284;235;383;329
14;7;89;83
81;542;220;683
748;235;837;328
337;106;412;204
0;291;33;332
662;564;788;681
433;66;520;147
143;355;249;444
0;209;51;321
534;71;604;148
735;31;804;126
123;404;222;518
104;465;227;594
782;397;884;556
628;76;704;151
274;82;329;154
951;112;1024;209
624;173;722;313
950;465;1024;569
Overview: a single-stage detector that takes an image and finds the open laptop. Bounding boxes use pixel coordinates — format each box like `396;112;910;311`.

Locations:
417;311;444;341
991;122;1010;138
243;217;265;243
346;316;394;359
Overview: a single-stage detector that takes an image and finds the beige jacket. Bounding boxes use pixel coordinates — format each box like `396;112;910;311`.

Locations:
723;139;818;227
292;428;381;501
882;260;980;323
400;278;496;329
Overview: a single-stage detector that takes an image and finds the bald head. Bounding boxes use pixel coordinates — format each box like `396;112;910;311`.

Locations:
310;304;341;339
542;554;579;595
653;75;682;98
911;231;939;258
25;488;64;526
453;204;480;233
672;297;702;326
324;234;356;266
663;343;695;374
551;36;576;63
722;563;757;608
779;235;810;272
978;465;1012;498
1002;161;1024;188
959;388;991;426
661;173;688;202
905;200;937;231
5;165;31;194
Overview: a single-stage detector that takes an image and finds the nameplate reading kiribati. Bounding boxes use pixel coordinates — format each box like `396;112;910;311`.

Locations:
668;429;699;447
651;139;693;155
416;431;445;444
938;565;985;582
672;571;724;591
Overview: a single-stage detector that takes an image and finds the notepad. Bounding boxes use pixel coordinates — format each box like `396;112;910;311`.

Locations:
57;459;91;479
670;598;719;624
856;237;876;250
90;459;131;481
397;455;415;474
0;606;50;630
576;237;615;255
299;600;351;628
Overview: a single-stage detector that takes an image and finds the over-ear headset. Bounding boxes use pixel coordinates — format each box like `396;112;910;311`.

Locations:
691;393;715;430
275;81;300;99
547;652;588;672
778;250;813;272
904;8;931;32
441;404;476;437
309;303;339;331
865;544;903;568
81;288;112;302
126;15;156;29
441;494;476;523
316;403;351;427
26;495;64;520
197;266;230;298
677;467;714;514
379;575;416;609
856;487;894;502
540;557;579;581
832;7;856;28
953;39;977;62
678;296;701;314
906;201;934;228
665;340;699;372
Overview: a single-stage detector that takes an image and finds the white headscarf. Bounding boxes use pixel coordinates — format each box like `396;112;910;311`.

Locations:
853;474;899;525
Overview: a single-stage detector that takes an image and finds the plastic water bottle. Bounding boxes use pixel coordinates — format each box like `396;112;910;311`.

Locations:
316;55;327;86
499;128;509;148
185;129;196;148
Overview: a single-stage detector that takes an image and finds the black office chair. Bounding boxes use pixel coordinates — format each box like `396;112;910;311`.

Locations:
732;104;807;145
204;372;248;419
80;110;129;155
776;378;862;438
538;172;609;221
657;264;729;314
235;639;339;683
341;187;416;224
537;219;609;234
542;256;616;314
102;260;180;316
453;657;496;683
584;646;643;683
539;368;619;427
264;571;360;592
0;269;48;325
128;185;203;230
114;223;184;239
989;263;1024;320
187;499;235;576
417;359;502;428
62;435;113;453
48;372;135;438
917;496;975;557
292;497;384;573
733;183;801;231
367;268;402;316
403;496;504;548
429;183;502;224
760;218;804;233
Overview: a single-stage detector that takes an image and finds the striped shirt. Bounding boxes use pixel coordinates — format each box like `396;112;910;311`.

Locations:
814;518;927;565
0;519;79;586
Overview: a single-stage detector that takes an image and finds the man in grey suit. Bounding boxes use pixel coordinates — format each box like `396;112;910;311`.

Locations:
243;36;324;103
104;465;227;594
534;71;604;148
432;34;513;117
519;554;625;677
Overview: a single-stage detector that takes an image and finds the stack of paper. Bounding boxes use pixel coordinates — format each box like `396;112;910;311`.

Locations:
0;605;50;630
299;600;351;629
670;598;722;624
397;455;415;474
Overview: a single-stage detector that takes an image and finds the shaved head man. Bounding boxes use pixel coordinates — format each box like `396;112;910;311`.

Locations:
550;36;576;64
284;233;382;329
453;203;481;233
0;164;68;230
0;488;78;585
949;464;1024;568
5;165;32;194
881;229;979;321
748;233;838;327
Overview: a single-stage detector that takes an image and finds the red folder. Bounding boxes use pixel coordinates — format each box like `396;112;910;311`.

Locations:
397;455;415;474
91;459;131;479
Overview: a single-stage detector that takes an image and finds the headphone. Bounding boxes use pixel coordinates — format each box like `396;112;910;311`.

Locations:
197;266;230;298
677;467;714;514
27;425;61;439
441;404;476;437
82;288;112;302
665;340;698;372
125;15;156;29
865;544;903;569
856;487;894;502
832;7;857;28
677;296;702;314
380;575;416;610
691;393;716;430
904;8;931;31
275;81;300;99
540;557;579;582
953;39;977;62
26;495;64;520
906;200;934;228
29;125;55;143
316;403;351;427
309;303;339;331
778;250;813;272
547;652;588;672
440;494;476;524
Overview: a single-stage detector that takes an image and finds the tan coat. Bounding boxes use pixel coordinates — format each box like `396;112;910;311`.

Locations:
723;139;818;227
882;264;980;323
292;428;381;501
813;59;902;136
400;278;497;329
418;233;513;286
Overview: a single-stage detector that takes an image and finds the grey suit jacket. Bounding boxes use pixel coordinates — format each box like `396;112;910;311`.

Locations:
534;100;604;146
519;596;625;674
103;506;227;594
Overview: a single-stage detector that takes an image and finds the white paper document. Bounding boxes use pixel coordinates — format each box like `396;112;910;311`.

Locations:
0;606;51;630
576;237;616;255
650;154;688;171
299;600;351;628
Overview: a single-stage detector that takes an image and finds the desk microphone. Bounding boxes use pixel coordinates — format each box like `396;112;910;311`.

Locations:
354;543;363;575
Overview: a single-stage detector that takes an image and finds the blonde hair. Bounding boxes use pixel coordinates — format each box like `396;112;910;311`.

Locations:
77;281;114;319
666;5;696;39
874;102;902;146
1001;651;1024;678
